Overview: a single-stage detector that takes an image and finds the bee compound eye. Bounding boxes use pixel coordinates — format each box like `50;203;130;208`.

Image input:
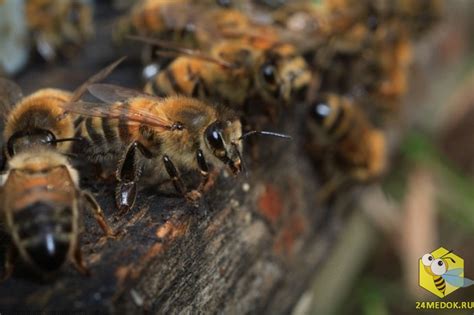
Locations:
431;259;447;276
205;122;225;152
311;99;331;124
421;254;434;266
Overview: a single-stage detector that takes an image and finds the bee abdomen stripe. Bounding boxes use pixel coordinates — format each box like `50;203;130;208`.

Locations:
327;106;345;136
434;277;444;284
165;69;184;94
74;116;85;128
86;118;105;147
151;79;166;97
102;117;117;144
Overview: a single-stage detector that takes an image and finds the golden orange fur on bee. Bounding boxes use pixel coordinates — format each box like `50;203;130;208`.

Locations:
114;0;252;47
63;83;251;212
3;88;75;156
306;93;386;182
67;84;243;178
0;147;112;277
144;37;311;111
25;0;94;60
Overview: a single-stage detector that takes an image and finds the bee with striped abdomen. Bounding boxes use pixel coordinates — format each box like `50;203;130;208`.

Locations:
305;93;386;202
0;148;113;279
63;83;290;214
0;61;121;279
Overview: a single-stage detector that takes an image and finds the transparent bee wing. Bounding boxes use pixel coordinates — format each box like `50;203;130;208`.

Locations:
71;57;126;102
463;277;474;287
62;101;174;131
0;78;23;116
87;83;159;104
443;269;465;288
445;268;463;276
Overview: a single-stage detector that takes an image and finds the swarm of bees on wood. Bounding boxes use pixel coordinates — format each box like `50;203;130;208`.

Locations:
0;0;441;280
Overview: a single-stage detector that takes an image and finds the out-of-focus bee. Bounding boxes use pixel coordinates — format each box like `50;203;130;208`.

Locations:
25;0;94;61
141;37;311;115
368;27;412;113
0;147;113;279
365;0;442;38
0;61;122;279
312;11;412;118
113;0;248;46
305;94;386;201
62;83;290;214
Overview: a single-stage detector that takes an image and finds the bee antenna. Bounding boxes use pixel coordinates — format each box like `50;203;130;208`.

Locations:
238;131;292;141
46;137;84;144
439;250;456;263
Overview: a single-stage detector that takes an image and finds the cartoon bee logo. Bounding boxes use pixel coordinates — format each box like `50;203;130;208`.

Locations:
420;249;474;297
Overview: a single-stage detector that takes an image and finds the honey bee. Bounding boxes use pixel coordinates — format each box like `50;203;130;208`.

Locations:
113;0;250;47
305;93;386;202
365;0;442;38
0;147;113;279
141;37;311;114
0;61;124;279
62;83;290;214
25;0;94;61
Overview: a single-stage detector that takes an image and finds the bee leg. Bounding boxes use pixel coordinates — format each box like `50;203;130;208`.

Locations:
71;246;91;276
162;155;198;201
0;246;16;282
195;149;219;193
0;147;6;172
115;142;143;215
196;149;209;190
82;191;116;238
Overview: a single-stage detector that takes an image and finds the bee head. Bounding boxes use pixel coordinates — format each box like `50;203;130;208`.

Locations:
421;252;456;277
6;129;82;158
7;129;57;158
257;44;311;104
204;120;243;175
